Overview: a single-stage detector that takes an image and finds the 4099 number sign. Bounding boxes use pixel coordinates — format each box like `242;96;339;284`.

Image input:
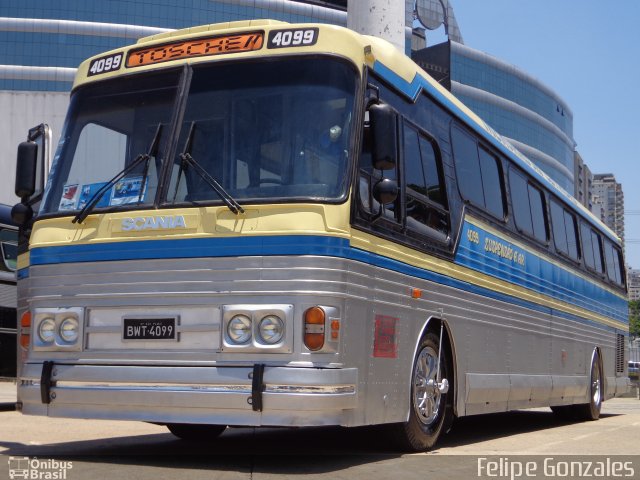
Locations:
88;53;123;76
267;28;318;49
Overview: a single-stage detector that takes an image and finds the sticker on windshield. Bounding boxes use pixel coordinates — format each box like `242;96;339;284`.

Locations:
110;176;146;206
78;182;109;210
59;184;80;211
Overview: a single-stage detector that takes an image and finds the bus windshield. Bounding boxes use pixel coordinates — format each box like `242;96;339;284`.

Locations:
42;57;357;215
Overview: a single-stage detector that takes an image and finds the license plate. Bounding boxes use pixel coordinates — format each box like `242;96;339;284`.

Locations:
123;317;177;341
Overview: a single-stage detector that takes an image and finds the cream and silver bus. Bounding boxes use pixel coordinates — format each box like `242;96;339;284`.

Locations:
12;20;628;450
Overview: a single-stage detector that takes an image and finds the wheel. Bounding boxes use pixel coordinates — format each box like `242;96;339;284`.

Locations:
166;423;226;441
388;332;452;451
551;351;602;421
575;351;603;420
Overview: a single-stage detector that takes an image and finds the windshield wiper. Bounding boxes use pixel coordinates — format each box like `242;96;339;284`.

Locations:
72;123;163;224
174;122;244;215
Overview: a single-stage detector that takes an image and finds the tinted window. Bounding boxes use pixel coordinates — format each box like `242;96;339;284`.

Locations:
510;169;547;243
604;240;623;285
581;223;596;270
564;210;580;260
478;148;504;218
452;126;504;218
404;124;448;236
550;200;568;254
452;127;483;207
528;184;548;242
591;230;604;274
509;170;533;235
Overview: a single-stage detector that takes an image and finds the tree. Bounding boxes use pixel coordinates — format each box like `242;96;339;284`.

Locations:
630;300;640;339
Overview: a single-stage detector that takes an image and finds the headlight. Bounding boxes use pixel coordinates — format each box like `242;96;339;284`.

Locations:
38;318;56;343
227;314;252;344
258;315;284;344
59;317;79;342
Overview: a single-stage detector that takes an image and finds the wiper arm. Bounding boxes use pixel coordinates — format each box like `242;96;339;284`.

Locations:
72;124;163;224
175;122;244;215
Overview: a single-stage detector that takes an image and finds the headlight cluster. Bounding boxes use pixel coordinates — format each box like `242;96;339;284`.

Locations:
226;313;285;345
222;305;292;352
33;308;83;350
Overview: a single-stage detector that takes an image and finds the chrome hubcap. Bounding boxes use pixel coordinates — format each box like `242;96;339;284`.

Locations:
592;362;601;406
412;346;441;426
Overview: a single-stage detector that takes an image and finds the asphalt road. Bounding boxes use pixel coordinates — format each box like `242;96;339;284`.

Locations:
1;381;639;479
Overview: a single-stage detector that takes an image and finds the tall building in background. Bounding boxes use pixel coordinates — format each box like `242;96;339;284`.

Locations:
628;268;640;301
592;173;625;248
574;151;593;210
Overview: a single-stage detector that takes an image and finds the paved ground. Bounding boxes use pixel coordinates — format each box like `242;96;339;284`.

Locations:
1;380;639;479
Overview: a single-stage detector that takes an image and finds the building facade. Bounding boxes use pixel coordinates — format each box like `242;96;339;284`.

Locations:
592;173;625;250
412;41;576;193
574;151;593;210
628;268;640;302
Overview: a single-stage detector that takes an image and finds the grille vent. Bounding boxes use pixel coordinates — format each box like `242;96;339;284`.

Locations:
615;334;625;374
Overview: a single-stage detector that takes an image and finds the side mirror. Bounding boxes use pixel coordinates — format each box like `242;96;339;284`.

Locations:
369;103;398;171
15;141;38;199
373;178;398;205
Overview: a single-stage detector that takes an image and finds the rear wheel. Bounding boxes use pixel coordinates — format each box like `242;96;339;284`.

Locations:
166;423;226;441
551;351;602;421
389;332;452;451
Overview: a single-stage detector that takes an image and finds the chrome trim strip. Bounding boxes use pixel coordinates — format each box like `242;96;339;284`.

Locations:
54;381;355;395
0;327;17;334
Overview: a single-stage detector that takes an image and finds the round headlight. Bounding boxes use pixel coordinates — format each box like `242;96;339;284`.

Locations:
227;315;252;344
258;315;284;344
38;318;56;343
59;317;79;342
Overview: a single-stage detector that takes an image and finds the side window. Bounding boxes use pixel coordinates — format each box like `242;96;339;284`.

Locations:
564;210;580;260
550;200;568;255
581;223;604;274
451;126;504;219
550;199;580;261
591;230;604;274
403;123;449;237
581;223;596;270
604;240;624;286
509;168;548;243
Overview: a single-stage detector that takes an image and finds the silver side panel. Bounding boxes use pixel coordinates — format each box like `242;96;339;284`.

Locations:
19;255;625;425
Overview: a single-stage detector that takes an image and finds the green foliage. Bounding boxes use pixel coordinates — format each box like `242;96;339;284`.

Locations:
630;300;640;338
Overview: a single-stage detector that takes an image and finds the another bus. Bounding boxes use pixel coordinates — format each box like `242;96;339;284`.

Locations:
0;204;18;377
12;20;628;450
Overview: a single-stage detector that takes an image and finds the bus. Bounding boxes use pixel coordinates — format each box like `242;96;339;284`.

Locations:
0;204;18;377
12;20;629;451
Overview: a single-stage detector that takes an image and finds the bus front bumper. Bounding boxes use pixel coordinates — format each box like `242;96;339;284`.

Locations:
18;362;358;427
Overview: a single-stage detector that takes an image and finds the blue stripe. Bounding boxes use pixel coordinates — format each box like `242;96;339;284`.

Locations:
17;268;29;280
27;235;625;332
456;221;628;324
371;61;619;244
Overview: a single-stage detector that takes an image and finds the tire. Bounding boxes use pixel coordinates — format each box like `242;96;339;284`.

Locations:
166;423;227;441
551;351;602;422
574;351;603;421
388;332;452;451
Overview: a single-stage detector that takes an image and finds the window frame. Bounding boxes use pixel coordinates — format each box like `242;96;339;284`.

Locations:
508;166;549;245
451;124;506;222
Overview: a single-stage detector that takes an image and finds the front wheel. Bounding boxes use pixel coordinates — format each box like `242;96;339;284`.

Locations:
389;332;452;451
167;423;227;441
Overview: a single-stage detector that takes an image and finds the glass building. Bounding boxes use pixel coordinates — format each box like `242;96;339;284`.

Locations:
412;40;576;192
1;0;578;203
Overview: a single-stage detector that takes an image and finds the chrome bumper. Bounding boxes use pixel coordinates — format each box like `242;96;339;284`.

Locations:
18;362;358;427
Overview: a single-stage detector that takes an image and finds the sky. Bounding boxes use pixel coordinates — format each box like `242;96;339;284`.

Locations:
425;0;640;269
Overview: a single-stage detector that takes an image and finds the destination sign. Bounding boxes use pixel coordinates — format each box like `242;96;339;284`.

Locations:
126;32;264;68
